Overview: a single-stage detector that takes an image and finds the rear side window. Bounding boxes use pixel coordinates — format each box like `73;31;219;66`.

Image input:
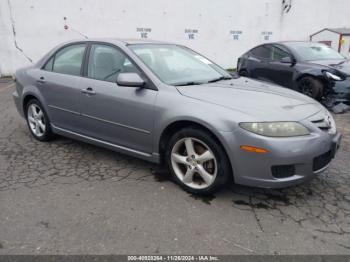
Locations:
43;44;86;76
250;45;272;60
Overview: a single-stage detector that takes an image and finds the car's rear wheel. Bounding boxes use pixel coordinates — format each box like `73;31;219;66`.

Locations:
298;76;323;100
165;127;231;195
26;99;53;141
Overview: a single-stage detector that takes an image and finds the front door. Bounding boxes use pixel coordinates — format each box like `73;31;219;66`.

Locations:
264;45;296;88
79;44;157;154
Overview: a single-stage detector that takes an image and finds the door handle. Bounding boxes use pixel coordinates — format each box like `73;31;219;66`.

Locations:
37;77;45;84
81;87;96;95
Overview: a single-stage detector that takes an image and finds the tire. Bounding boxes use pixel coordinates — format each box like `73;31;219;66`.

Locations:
239;70;249;77
25;99;54;142
165;127;231;195
298;76;324;100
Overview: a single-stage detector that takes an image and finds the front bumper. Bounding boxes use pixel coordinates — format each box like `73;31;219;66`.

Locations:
13;90;24;117
221;119;341;188
329;77;350;105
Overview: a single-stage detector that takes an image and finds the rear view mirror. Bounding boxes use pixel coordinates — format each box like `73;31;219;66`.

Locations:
117;73;145;87
281;57;293;64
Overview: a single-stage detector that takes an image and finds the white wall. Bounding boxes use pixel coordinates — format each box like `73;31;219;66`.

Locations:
279;0;349;41
0;0;349;76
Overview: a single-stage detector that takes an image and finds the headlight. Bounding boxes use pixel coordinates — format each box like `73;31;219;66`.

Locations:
325;71;342;81
239;122;310;137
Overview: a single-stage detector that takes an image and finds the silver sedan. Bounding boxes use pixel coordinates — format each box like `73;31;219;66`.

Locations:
13;39;342;194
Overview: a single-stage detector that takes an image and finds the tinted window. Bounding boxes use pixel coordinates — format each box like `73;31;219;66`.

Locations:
271;46;290;61
250;45;272;59
51;44;86;76
87;44;140;82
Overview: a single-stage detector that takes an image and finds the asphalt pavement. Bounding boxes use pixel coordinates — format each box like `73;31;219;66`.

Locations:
0;81;350;254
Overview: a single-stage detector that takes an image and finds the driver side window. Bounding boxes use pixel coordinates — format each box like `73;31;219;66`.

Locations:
271;46;290;61
87;44;140;83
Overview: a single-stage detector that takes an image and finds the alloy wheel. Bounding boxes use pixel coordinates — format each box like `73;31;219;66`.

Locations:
27;104;46;137
171;137;218;189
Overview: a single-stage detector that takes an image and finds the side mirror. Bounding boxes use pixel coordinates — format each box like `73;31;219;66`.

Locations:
117;73;145;87
280;56;293;64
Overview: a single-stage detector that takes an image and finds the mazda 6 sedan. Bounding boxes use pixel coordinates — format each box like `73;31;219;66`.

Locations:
13;39;341;194
237;41;350;104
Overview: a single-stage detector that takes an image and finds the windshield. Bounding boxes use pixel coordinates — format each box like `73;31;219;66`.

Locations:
287;42;345;61
129;44;231;85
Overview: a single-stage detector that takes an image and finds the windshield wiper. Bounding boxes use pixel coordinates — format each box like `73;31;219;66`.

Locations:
207;76;232;83
173;81;204;86
173;76;233;86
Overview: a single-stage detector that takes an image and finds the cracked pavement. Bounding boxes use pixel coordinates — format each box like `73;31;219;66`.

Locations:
0;81;350;254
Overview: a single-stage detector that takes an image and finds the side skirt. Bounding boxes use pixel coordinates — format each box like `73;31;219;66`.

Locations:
51;124;160;164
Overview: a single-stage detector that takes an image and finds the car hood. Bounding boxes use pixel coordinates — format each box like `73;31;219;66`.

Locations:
310;59;350;75
176;77;323;121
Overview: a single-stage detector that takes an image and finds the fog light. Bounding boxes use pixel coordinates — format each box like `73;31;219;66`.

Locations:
271;165;295;178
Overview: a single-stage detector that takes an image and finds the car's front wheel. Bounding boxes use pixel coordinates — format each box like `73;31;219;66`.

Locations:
298;76;324;100
239;70;249;77
166;128;231;194
26;99;53;141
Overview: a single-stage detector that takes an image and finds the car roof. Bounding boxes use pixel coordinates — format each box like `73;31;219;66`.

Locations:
266;41;310;46
248;41;307;50
62;38;173;46
257;41;333;50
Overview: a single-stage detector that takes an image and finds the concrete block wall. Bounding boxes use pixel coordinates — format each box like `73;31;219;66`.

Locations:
0;0;349;76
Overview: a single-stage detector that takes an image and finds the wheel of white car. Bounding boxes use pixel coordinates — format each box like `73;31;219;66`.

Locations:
166;127;231;194
26;99;53;141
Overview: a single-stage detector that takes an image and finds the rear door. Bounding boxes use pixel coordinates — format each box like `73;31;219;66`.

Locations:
246;45;273;82
37;43;87;133
78;43;157;154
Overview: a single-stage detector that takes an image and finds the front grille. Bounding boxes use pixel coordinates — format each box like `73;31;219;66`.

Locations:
307;110;336;134
311;118;331;131
313;150;332;171
271;165;295;178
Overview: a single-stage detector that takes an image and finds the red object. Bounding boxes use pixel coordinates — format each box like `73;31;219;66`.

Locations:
338;34;342;52
64;25;69;30
319;41;332;47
